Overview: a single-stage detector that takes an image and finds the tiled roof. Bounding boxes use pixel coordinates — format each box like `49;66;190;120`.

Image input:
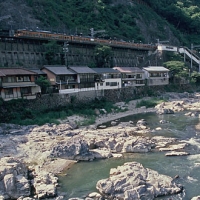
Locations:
143;66;169;72
30;69;46;75
42;65;75;75
113;67;144;73
0;68;37;76
69;66;96;74
92;68;120;74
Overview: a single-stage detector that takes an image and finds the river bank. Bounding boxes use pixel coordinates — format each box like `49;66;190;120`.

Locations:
0;92;200;199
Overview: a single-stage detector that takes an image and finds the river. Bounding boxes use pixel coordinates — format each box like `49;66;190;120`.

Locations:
58;111;200;199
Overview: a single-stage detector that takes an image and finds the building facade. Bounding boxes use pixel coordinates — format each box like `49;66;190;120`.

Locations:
0;68;41;101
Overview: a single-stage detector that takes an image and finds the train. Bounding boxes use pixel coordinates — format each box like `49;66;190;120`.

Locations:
13;29;156;50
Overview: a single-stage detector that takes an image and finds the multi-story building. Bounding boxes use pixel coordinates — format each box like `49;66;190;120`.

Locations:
92;68;121;90
0;68;41;101
113;67;145;87
41;65;77;90
143;66;169;86
69;66;97;89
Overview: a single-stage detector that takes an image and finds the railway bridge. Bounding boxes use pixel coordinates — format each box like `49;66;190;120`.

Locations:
0;29;157;69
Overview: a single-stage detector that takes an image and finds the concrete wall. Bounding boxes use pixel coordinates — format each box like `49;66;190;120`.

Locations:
0;38;151;68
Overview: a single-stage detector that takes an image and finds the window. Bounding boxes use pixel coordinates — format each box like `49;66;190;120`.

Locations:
24;76;30;81
5;88;13;95
110;82;117;86
5;88;13;98
17;76;23;82
21;87;31;96
4;76;16;83
106;82;110;86
136;80;144;84
136;74;142;78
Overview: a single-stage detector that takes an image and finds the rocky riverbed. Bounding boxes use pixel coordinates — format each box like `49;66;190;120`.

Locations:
0;92;200;199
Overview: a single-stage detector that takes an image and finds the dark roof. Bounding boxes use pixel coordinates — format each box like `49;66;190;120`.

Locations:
30;69;46;75
69;66;96;74
92;68;120;74
42;65;75;75
113;67;144;73
0;68;37;77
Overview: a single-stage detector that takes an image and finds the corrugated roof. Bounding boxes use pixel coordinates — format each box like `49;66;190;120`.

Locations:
143;66;169;72
92;68;120;74
42;65;75;75
0;68;37;76
113;67;144;73
69;66;96;74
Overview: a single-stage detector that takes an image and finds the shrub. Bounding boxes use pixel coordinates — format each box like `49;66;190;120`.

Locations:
136;98;166;108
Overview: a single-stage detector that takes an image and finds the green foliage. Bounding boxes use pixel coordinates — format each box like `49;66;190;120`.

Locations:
23;0;200;44
136;98;166;108
24;0;145;42
0;97;119;126
35;76;51;94
94;45;112;68
43;40;62;65
191;71;200;84
163;60;189;82
77;116;96;126
145;0;200;43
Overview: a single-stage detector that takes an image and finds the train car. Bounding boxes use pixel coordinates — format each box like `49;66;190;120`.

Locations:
13;29;156;50
14;30;72;41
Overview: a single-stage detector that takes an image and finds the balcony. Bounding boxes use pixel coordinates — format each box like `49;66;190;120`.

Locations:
2;81;38;88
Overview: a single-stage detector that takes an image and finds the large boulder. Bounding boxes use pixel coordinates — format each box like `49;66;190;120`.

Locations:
0;157;30;199
122;137;153;153
96;162;182;200
51;136;91;160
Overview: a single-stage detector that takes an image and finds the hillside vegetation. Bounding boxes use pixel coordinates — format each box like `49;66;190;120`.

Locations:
23;0;200;46
145;0;200;44
0;0;199;46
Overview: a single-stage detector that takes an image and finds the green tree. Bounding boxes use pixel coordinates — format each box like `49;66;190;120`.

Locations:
191;71;200;84
43;40;62;65
35;76;51;94
163;60;189;83
94;45;112;68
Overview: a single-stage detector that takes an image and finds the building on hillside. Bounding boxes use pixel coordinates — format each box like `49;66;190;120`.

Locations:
143;66;169;86
69;66;97;89
41;65;77;90
113;66;145;87
92;68;121;90
0;68;41;101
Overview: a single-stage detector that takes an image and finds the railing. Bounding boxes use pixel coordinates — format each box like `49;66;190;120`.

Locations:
59;87;95;94
179;47;200;65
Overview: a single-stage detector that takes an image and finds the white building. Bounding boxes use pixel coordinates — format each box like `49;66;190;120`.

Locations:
92;68;121;90
143;66;169;86
113;67;145;87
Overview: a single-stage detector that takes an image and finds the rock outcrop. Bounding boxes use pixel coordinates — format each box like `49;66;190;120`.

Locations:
0;157;30;199
96;162;183;200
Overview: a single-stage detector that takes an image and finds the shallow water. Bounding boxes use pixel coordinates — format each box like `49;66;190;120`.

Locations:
58;112;200;199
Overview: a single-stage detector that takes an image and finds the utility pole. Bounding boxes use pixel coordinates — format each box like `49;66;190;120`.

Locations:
156;39;169;66
190;43;200;74
190;43;193;77
90;28;105;39
63;42;69;67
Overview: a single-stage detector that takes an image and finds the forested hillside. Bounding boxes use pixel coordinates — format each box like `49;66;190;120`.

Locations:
145;0;200;44
0;0;200;46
